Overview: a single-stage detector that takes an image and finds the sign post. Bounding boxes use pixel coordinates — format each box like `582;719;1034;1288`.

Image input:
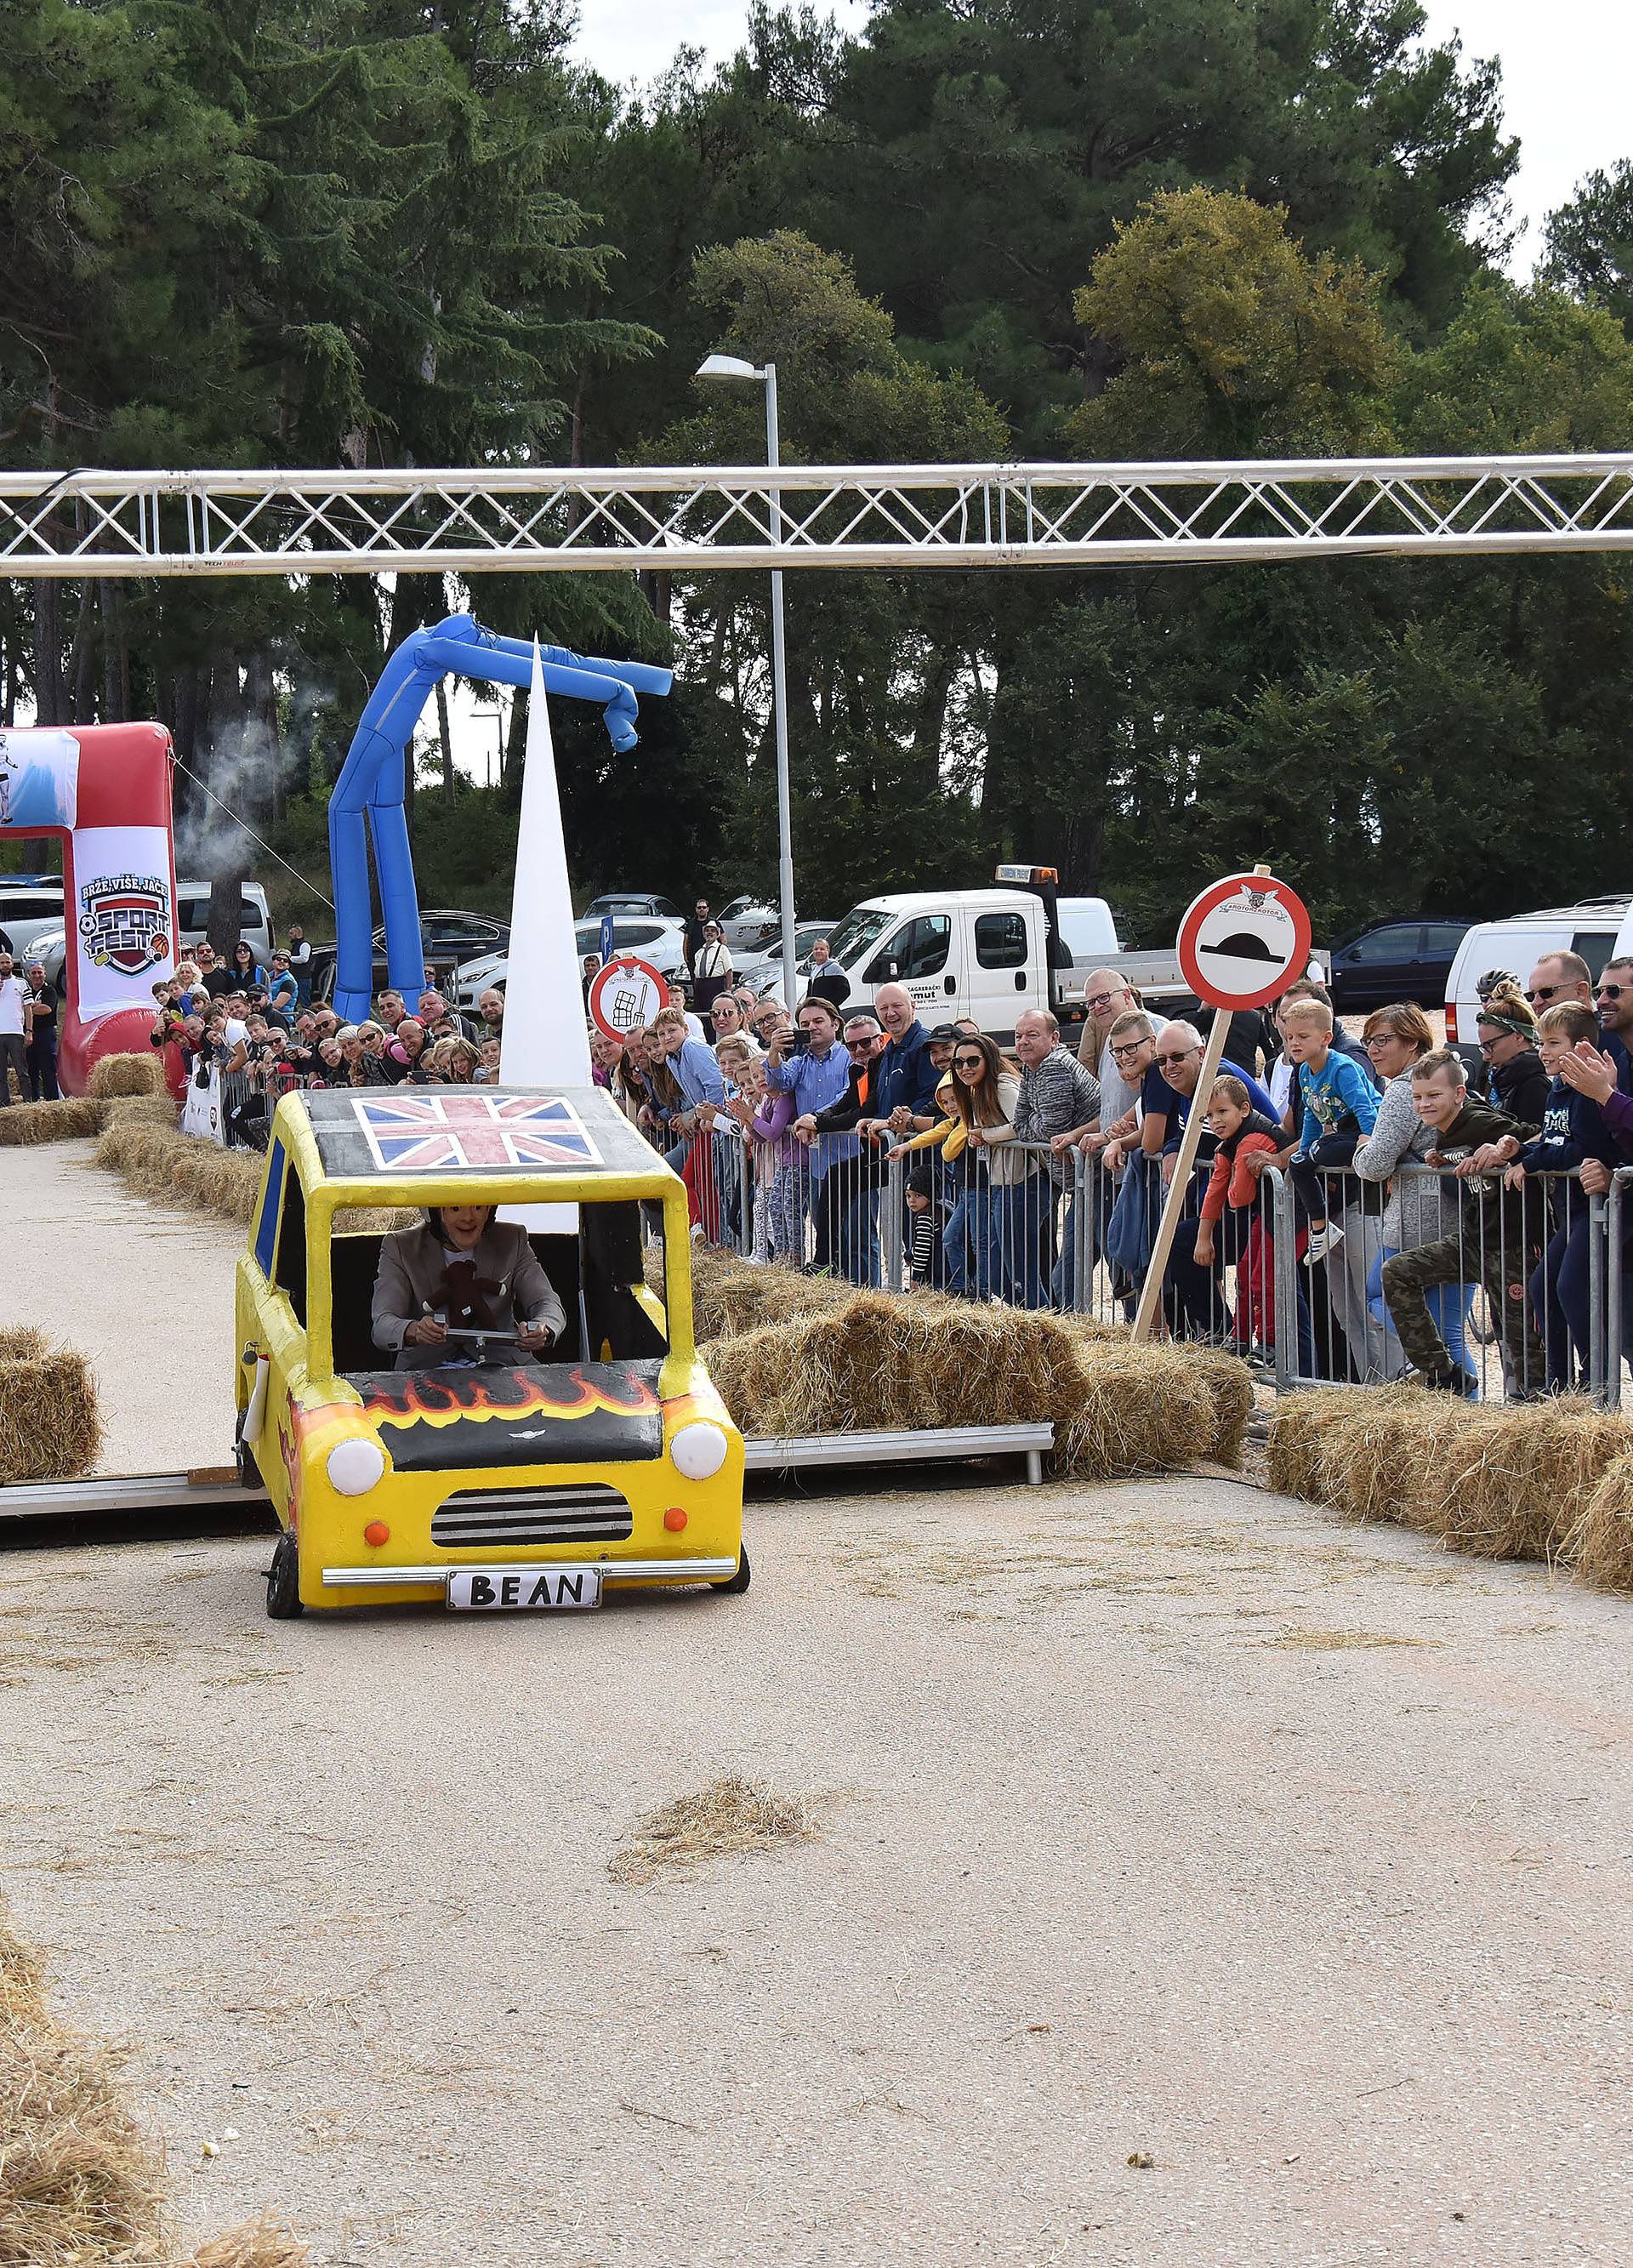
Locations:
1129;865;1312;1345
587;954;667;1044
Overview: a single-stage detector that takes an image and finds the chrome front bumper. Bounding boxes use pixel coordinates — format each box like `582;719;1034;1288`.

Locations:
321;1557;738;1589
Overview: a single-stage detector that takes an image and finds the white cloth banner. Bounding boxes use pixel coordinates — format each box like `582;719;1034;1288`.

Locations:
180;1063;223;1144
70;824;178;1018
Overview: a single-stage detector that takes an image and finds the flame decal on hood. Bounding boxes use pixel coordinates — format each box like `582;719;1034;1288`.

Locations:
360;1363;660;1427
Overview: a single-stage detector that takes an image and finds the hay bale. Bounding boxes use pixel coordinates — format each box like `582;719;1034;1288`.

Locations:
1266;1388;1368;1502
0;1900;164;2268
93;1120;261;1226
1057;1340;1219;1479
1181;1343;1255;1468
1269;1384;1632;1566
86;1051;165;1098
0;1327;48;1365
0;1342;101;1484
0;1097;107;1146
1567;1450;1633;1594
701;1288;1245;1483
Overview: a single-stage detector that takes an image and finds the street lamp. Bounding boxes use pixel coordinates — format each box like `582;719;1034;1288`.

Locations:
695;352;798;1008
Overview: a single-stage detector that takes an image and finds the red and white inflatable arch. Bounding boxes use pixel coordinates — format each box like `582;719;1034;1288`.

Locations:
0;723;179;1095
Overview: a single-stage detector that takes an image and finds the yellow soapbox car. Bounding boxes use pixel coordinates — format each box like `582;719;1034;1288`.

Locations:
233;1085;746;1616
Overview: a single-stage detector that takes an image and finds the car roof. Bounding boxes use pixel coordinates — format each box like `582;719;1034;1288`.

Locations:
278;1082;669;1194
1464;898;1631;930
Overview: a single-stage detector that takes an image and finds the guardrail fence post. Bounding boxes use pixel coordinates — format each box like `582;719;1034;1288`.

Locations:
1590;1192;1607;1407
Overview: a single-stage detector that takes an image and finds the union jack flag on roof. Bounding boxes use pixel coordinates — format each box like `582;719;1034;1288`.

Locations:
351;1091;602;1174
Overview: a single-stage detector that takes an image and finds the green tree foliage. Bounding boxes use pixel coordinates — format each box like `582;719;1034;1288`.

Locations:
1543;162;1633;339
1068;190;1399;456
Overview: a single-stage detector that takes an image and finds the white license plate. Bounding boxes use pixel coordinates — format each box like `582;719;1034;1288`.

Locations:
447;1566;604;1612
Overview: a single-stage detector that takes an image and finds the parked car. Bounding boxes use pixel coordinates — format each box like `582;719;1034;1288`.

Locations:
1446;898;1632;1044
582;892;683;921
0;882;71;964
175;880;276;966
716;895;781;953
452;916;689;1011
735;920;839;999
1327;918;1476;1012
0;922;65;993
312;909;510;1006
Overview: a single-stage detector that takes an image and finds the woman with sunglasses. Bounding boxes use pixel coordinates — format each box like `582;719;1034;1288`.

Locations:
945;1034;1018;1300
1475;986;1548;1126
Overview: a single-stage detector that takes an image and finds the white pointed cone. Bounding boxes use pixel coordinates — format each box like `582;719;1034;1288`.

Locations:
499;641;591;1091
499;642;589;1245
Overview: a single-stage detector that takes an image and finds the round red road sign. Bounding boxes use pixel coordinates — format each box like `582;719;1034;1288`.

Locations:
587;954;668;1040
1177;871;1312;1011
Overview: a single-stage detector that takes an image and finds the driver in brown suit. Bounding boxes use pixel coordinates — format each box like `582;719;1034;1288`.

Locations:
371;1204;567;1370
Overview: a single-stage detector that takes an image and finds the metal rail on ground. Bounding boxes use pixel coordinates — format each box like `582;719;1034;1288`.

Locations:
0;1422;1055;1536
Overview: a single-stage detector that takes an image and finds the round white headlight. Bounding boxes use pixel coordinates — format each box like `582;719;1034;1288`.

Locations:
326;1435;386;1496
669;1420;729;1481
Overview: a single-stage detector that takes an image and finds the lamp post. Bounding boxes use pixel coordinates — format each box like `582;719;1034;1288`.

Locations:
695;352;797;1008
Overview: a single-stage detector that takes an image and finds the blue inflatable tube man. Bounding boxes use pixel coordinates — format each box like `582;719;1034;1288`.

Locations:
327;613;672;1023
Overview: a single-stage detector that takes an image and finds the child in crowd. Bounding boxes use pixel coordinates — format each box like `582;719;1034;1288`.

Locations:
1506;1000;1619;1391
742;1051;803;1265
1281;998;1379;1263
476;1034;501;1085
903;1161;939;1284
1505;1001;1613;1194
1192;1077;1283;1273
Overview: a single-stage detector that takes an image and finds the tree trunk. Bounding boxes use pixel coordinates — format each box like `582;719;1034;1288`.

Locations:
435;676;457;805
31;578;65;726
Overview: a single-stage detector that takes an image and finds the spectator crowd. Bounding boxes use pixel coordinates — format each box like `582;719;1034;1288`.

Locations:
119;909;1633;1402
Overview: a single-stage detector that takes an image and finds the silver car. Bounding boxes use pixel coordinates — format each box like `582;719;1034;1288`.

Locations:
454;915;689;1011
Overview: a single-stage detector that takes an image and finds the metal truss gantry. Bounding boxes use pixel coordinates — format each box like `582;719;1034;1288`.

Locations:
4;453;1633;576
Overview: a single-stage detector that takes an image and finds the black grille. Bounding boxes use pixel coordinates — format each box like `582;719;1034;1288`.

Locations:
431;1481;633;1549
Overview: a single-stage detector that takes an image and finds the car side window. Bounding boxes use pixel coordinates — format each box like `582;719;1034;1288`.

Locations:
1350;924;1416;962
974;912;1027;969
273;1171;307;1325
253;1141;285;1278
1423;924;1469;954
1573;931;1618;972
897;915;951;979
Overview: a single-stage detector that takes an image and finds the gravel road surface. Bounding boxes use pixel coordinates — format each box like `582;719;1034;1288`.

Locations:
2;1137;241;1472
3;1476;1632;2266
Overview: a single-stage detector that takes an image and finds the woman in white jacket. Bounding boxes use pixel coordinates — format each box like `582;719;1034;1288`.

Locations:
951;1033;1030;1300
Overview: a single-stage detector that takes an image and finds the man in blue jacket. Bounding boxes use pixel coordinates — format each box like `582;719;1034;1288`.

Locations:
765;994;857;1272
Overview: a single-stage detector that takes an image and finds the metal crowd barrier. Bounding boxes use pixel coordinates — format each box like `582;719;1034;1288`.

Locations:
658;1111;1633;1408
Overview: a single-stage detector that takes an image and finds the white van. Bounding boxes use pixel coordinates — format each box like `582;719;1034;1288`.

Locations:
175;880;275;966
1444;896;1630;1043
814;885;1192;1036
1055;896;1120;965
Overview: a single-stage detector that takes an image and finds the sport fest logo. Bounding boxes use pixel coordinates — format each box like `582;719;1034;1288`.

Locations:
78;870;173;976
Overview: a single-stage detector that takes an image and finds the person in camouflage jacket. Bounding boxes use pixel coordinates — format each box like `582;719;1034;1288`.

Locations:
1380;1048;1543;1394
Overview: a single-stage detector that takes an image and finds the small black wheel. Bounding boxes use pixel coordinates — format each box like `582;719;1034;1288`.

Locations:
265;1530;304;1620
710;1542;751;1595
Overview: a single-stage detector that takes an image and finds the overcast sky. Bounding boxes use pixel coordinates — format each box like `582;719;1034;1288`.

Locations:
567;0;1633;274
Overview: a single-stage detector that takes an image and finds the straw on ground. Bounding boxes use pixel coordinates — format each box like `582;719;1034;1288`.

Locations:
0;1896;308;2268
608;1775;817;1885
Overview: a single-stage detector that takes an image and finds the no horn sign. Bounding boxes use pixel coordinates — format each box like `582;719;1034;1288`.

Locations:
1177;870;1312;1012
